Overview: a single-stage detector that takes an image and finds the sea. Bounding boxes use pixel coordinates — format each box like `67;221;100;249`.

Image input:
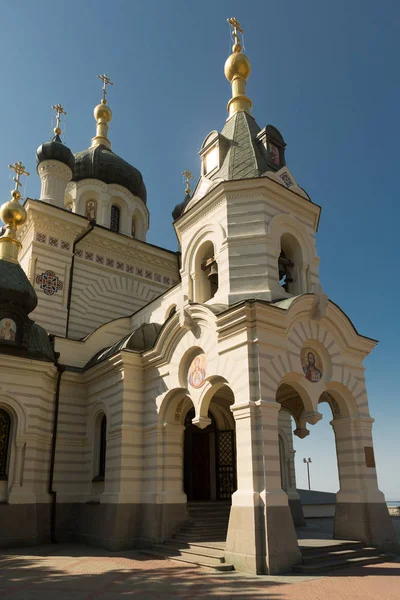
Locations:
387;501;400;507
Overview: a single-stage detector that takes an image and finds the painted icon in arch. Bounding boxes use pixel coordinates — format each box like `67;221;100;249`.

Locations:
0;318;16;342
188;353;207;389
301;347;323;383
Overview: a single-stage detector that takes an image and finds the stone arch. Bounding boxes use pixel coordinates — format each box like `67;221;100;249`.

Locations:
269;213;315;295
131;204;148;241
73;181;107;218
182;222;225;276
164;303;177;321
0;395;26;501
158;387;191;425
196;377;231;426
0;394;27;438
268;213;313;265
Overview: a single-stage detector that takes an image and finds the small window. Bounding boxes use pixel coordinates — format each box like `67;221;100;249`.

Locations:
110;205;120;232
0;409;11;479
204;146;218;174
98;415;107;479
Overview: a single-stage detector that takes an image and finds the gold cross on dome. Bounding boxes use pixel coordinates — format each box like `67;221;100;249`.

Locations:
182;169;193;195
8;161;30;196
52;103;67;135
227;17;244;46
97;73;114;103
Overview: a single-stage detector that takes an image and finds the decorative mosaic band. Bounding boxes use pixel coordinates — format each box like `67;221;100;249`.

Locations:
36;232;179;287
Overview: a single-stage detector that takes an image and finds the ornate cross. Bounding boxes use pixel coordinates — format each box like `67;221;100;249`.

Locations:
52;103;67;134
8;161;30;196
97;73;114;103
227;17;243;46
182;169;193;195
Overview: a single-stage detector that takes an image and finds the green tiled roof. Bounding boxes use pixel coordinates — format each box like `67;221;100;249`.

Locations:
211;112;269;181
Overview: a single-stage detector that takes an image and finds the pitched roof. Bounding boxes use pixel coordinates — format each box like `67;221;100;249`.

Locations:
211;112;269;181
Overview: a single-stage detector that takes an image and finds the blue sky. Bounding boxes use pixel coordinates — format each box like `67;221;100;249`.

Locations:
1;1;399;499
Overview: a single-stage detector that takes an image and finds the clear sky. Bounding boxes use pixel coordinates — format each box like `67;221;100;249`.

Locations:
1;1;399;499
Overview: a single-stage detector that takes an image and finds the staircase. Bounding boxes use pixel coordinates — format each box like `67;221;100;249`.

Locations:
294;540;395;574
143;502;234;571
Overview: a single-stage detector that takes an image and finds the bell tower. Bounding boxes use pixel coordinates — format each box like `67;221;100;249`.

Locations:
173;18;321;307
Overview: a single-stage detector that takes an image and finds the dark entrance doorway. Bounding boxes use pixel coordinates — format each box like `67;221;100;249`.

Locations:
184;407;237;502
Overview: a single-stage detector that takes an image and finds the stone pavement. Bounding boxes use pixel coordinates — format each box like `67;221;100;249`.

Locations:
0;544;399;600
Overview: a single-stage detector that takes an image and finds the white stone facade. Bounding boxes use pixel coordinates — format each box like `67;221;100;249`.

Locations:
0;38;397;575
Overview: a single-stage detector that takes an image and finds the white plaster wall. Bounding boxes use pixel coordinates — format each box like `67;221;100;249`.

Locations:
18;200;179;340
0;357;56;505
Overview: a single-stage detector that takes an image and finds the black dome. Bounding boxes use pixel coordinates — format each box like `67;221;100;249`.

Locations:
72;144;147;204
36;135;75;170
172;193;191;221
0;261;37;314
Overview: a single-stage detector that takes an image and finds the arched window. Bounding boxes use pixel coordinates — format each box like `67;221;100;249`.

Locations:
194;241;218;302
110;205;120;233
278;233;303;295
98;415;107;479
132;216;136;239
0;409;11;479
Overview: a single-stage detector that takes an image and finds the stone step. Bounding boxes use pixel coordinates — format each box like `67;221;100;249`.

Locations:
142;546;234;571
172;534;227;543
302;547;379;564
186;517;229;525
294;553;394;574
180;524;229;532
161;542;226;560
300;541;364;556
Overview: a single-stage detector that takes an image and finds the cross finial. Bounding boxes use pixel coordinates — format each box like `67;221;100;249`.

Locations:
97;73;113;104
227;17;244;50
8;161;30;201
182;169;193;195
52;103;67;136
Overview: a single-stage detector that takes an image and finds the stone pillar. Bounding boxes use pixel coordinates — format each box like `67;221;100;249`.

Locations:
225;402;263;574
8;440;35;503
225;401;301;574
332;416;398;553
258;401;302;573
159;423;187;539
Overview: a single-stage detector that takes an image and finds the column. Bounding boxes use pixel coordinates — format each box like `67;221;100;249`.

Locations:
159;423;187;539
332;416;398;552
258;401;301;573
225;402;262;574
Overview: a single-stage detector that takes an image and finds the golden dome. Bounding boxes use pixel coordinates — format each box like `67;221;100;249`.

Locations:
224;48;251;82
94;100;112;123
0;195;27;229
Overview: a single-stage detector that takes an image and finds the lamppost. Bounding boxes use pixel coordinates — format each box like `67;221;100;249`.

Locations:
303;457;312;490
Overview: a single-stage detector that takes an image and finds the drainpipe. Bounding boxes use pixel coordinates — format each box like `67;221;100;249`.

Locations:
65;219;96;338
48;342;65;543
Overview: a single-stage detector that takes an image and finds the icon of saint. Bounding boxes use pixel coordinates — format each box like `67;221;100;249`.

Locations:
188;356;206;388
303;351;322;382
86;201;97;221
0;319;16;341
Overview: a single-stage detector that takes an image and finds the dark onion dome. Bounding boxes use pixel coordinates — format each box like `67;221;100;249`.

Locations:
0;260;37;314
85;322;162;369
172;193;191;221
72;144;147;204
36;133;75;171
28;323;55;362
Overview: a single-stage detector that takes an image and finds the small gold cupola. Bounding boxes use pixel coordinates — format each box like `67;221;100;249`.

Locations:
224;17;252;117
91;73;113;149
0;162;30;263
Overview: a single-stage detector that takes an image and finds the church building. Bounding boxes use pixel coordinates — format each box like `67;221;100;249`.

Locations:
0;18;397;575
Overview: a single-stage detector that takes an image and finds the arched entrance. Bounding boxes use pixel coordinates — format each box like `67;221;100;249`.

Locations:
183;389;237;502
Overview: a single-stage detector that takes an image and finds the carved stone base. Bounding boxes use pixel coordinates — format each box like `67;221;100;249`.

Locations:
334;502;399;553
225;503;301;574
